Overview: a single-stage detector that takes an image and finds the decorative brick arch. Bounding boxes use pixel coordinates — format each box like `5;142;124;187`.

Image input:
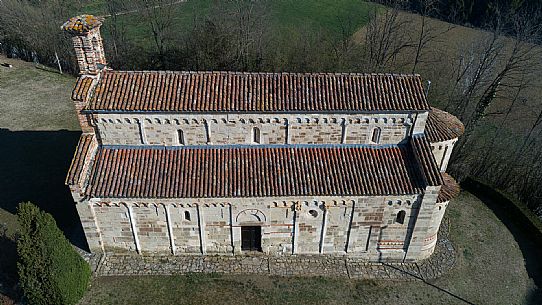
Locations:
236;209;267;224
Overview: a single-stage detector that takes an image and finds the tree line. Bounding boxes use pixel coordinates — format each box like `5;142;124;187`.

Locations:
0;0;541;216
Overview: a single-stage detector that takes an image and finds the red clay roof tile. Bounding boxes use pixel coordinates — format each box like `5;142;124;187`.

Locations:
85;71;430;112
425;107;465;142
437;173;460;203
72;76;94;101
65;134;94;185
410;135;444;186
85;145;427;198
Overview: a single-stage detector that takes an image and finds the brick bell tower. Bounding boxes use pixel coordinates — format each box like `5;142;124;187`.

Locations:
61;15;107;75
62;14;107;133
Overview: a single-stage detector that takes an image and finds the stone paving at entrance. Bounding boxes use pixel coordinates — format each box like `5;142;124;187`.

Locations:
85;219;455;281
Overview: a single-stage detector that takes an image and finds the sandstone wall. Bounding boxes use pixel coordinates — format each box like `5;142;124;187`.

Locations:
76;193;450;262
430;138;457;172
92;113;423;146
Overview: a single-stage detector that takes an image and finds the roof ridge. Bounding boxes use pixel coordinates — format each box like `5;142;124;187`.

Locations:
104;70;422;77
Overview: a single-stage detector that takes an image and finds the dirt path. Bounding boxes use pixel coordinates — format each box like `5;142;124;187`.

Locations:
98;0;187;18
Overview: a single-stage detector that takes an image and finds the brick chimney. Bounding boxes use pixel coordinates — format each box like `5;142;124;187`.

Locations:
61;15;107;75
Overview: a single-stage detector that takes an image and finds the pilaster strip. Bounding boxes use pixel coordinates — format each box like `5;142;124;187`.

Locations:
197;204;207;254
165;205;176;255
319;205;329;254
88;202;105;253
292;203;300;254
344;201;356;253
127;205;141;254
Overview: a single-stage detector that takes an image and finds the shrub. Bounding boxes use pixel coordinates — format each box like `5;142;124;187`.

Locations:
16;202;91;305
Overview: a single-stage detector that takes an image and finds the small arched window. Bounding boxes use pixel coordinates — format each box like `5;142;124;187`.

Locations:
177;129;185;145
253;127;261;144
371;127;381;143
184;211;191;221
396;210;406;225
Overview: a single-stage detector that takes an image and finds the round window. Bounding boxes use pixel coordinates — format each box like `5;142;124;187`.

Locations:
309;210;318;217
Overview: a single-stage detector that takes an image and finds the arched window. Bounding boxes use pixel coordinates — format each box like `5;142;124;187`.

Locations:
252;127;261;144
396;210;406;225
184;211;191;221
177;129;185;145
371;127;381;143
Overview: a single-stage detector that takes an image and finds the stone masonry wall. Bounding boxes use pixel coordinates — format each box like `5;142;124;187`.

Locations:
92;113;421;146
76;193;447;262
430;138;457;172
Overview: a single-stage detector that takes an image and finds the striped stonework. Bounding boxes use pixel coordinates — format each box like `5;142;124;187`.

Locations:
63;14;464;262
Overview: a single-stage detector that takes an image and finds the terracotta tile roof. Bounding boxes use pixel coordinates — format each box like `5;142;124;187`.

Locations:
85;71;430;112
85;145;427;199
437;173;460;203
66;134;95;185
410;135;443;186
72;76;94;101
425;108;465;142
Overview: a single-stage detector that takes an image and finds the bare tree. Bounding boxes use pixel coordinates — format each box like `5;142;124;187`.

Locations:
104;0;128;66
136;0;176;65
410;0;453;73
226;0;268;70
445;30;503;121
448;9;542;182
362;3;413;72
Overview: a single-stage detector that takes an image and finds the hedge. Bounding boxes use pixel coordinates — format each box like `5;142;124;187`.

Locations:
16;202;91;305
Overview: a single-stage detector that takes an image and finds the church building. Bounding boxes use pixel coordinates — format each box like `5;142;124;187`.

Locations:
63;15;463;262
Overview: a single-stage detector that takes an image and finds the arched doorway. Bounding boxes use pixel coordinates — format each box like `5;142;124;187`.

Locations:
236;209;266;252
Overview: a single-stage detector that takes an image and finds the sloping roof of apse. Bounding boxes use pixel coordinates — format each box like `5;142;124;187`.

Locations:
437;173;460;203
78;70;431;113
425;107;465;142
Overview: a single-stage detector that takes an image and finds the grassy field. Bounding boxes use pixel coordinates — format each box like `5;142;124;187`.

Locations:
0;54;80;228
0;55;82;300
80;192;537;305
0;56;79;131
75;0;375;50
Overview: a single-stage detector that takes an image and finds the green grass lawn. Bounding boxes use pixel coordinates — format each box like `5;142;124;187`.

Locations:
0;56;79;131
80;191;536;305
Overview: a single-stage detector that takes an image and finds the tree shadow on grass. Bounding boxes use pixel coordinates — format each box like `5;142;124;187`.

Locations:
0;128;87;250
462;178;542;305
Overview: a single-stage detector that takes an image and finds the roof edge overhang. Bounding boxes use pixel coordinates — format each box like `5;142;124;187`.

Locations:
87;192;423;201
81;109;430;115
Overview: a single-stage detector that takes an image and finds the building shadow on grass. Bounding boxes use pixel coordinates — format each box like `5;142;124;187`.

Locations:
462;178;542;305
0;225;19;301
0;128;87;250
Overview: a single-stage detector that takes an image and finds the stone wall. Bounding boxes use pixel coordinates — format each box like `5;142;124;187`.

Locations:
92;112;424;146
74;192;450;262
430;138;457;172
